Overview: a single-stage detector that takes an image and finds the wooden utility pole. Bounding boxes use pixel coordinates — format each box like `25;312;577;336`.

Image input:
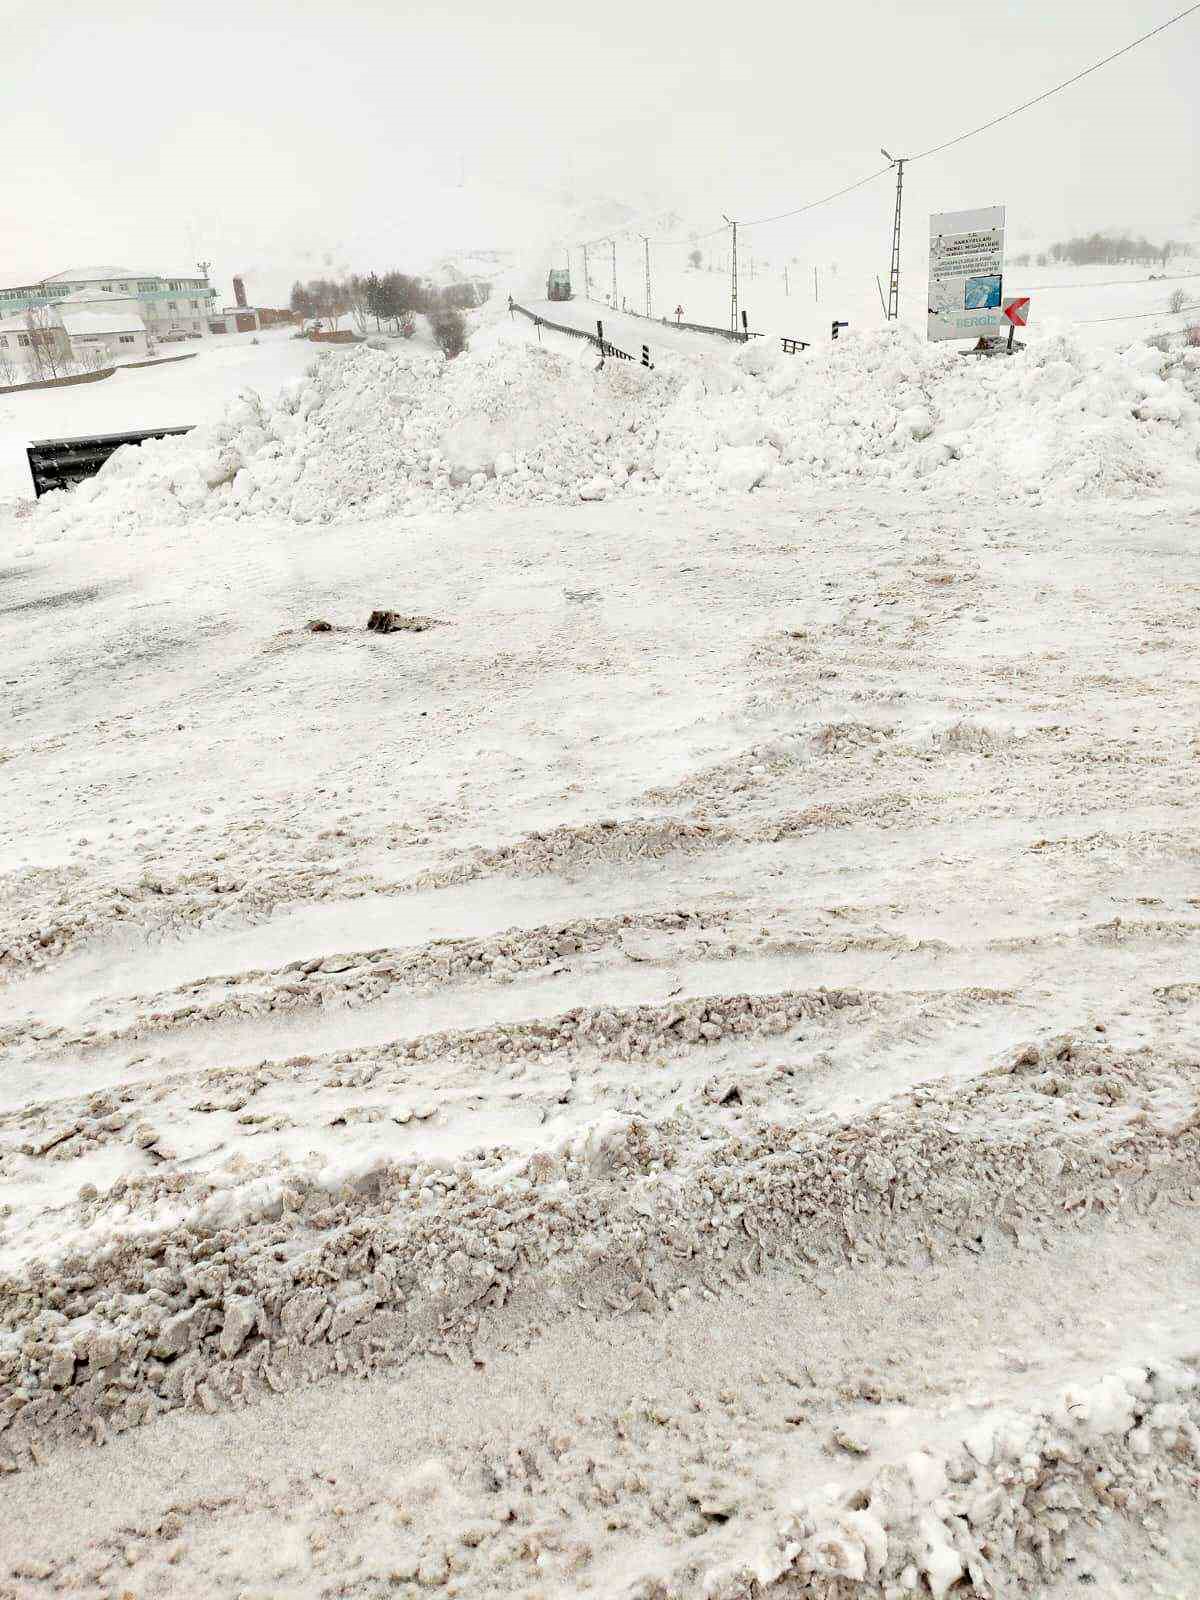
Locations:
582;243;590;299
610;239;617;309
640;235;651;318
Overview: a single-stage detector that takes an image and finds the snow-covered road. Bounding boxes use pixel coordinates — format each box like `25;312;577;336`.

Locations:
2;482;1199;1596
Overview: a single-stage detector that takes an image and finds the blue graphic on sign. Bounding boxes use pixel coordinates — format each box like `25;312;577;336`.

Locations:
964;274;1002;310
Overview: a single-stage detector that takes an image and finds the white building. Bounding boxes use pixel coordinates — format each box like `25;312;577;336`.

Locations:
0;266;216;340
58;308;149;364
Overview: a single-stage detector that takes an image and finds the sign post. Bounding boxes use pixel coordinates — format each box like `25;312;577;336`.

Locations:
1002;295;1030;353
928;207;1006;342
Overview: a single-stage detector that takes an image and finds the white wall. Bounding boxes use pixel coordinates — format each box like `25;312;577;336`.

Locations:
68;328;150;364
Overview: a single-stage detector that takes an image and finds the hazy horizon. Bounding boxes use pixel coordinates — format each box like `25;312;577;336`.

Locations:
3;0;1197;303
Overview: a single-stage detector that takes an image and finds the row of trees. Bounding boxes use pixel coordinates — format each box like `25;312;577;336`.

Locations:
1045;233;1179;268
288;271;488;355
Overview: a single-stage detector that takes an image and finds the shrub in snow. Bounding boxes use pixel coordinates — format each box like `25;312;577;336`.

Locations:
430;309;468;359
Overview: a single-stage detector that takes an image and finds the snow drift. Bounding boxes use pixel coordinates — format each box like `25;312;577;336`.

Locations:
31;326;1200;536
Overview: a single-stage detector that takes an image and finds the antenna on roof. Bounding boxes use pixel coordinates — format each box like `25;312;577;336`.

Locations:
196;259;212;281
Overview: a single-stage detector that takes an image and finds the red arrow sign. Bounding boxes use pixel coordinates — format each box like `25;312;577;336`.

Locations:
1003;296;1030;327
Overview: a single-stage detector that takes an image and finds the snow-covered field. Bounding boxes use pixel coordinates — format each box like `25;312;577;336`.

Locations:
2;309;1200;1598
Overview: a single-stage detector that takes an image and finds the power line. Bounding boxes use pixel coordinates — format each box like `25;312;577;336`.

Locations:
741;166;894;228
569;3;1200;257
1074;300;1200;325
908;1;1200;163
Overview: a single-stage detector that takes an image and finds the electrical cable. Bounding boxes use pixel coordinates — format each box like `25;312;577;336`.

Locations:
740;166;895;228
908;1;1200;164
1073;300;1199;324
570;4;1200;266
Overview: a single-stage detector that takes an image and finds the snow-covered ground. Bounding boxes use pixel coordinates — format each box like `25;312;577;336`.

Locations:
2;306;1200;1599
607;256;1200;352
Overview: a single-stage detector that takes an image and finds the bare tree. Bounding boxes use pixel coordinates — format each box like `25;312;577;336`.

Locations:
311;278;348;331
345;275;372;335
688;249;702;269
0;343;20;386
1168;287;1188;315
23;307;69;379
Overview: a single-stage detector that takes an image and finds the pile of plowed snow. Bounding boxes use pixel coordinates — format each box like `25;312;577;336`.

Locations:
32;326;1200;536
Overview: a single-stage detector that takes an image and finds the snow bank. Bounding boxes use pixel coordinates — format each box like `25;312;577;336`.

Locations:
31;329;1200;538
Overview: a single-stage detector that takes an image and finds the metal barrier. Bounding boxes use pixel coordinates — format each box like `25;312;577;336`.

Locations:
579;296;811;358
509;301;653;368
26;426;194;498
611;303;754;343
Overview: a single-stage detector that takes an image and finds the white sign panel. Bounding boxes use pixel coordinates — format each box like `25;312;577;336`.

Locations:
928;206;1006;342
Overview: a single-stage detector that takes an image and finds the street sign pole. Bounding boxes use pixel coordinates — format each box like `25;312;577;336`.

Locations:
1001;295;1030;354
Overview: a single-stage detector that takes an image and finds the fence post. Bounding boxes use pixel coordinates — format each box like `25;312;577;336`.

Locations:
641;344;652;368
741;310;748;341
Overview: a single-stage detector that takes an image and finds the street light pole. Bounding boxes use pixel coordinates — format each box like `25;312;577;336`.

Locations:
722;215;738;333
881;148;905;321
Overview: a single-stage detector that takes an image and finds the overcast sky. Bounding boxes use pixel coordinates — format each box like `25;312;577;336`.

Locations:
3;0;1196;300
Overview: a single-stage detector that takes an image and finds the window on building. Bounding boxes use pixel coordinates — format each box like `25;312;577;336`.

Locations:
118;334;135;344
191;299;199;309
18;333;30;346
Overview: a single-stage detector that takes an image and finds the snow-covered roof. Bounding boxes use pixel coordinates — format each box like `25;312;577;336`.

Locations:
56;286;143;306
42;266;148;283
60;309;146;336
0;273;43;293
0;314;36;333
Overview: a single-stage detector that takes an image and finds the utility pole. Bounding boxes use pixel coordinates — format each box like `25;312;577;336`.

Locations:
784;265;789;296
723;215;738;333
814;266;819;303
881;148;905;321
640;234;651;318
582;242;590;299
610;238;617;309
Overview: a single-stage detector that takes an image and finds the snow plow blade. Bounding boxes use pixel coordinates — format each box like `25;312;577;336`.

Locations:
26;426;194;498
